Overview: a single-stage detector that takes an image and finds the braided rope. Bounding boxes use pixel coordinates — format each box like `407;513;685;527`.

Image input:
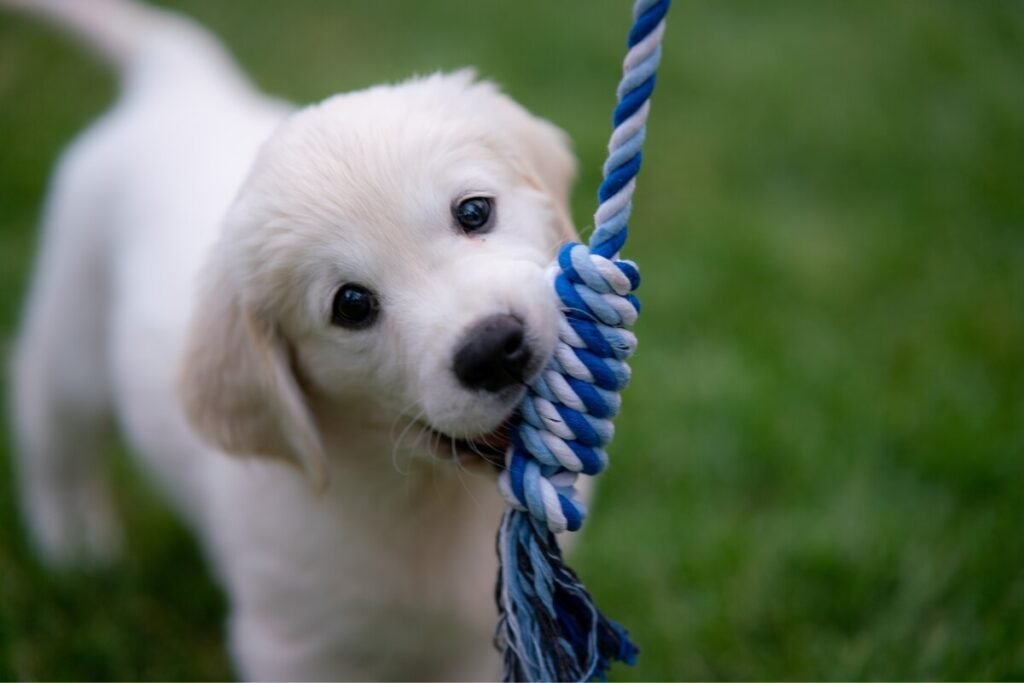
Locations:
498;0;668;533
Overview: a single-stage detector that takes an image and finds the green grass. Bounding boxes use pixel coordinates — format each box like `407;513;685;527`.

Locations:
1;1;1022;679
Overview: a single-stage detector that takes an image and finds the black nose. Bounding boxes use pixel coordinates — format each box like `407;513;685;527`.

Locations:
453;314;533;392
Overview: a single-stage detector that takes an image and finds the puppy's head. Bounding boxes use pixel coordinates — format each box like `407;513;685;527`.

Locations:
179;72;575;486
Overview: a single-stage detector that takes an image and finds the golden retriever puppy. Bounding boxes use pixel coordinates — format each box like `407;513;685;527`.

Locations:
8;0;577;679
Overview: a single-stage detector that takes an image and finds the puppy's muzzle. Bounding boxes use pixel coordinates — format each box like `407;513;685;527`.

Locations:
453;314;533;393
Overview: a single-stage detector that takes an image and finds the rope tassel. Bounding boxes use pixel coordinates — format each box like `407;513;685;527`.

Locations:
496;511;638;682
494;0;670;680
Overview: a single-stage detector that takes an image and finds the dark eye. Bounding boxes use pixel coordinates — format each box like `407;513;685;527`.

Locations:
453;196;493;233
331;284;379;329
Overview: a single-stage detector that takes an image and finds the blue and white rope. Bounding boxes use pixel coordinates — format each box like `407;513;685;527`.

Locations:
494;3;669;678
498;0;668;534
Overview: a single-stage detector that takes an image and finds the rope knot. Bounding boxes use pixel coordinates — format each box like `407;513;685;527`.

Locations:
499;242;640;533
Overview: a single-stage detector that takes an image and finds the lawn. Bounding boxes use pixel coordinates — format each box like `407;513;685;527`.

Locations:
1;1;1022;680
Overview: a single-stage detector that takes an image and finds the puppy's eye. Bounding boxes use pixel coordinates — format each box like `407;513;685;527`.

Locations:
453;196;493;234
331;284;379;329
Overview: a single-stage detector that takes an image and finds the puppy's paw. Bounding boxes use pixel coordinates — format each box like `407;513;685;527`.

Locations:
21;479;123;570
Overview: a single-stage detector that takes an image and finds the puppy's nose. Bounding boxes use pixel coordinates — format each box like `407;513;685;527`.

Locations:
453;314;533;392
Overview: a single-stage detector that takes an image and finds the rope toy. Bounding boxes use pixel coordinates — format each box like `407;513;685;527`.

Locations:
494;0;670;680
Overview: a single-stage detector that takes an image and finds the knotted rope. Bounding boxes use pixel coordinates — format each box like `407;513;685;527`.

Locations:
494;0;670;680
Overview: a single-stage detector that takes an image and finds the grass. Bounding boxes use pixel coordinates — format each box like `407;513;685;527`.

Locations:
1;1;1022;679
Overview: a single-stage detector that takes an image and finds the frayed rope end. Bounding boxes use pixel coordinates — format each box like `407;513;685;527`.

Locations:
496;510;638;682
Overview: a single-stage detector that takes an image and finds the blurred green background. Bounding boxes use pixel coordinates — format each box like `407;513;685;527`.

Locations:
1;1;1022;680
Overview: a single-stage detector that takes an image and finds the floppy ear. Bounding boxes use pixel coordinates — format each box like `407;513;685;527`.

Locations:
178;263;327;490
506;109;579;243
472;77;578;242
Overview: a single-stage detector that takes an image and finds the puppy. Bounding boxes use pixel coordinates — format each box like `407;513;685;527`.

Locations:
7;0;579;679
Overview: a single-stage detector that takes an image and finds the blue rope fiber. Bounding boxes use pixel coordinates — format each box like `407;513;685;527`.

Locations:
494;0;670;680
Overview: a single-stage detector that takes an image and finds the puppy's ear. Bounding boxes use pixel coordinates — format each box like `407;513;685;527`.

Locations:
178;264;327;490
518;115;579;242
473;78;578;241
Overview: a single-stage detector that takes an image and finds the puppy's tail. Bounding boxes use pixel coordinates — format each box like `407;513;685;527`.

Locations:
1;0;249;90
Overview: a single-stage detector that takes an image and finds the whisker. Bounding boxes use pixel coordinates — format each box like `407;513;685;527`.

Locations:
561;305;600;323
452;447;486;508
390;405;426;476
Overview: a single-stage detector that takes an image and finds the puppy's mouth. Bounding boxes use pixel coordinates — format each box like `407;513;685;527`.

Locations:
427;418;515;470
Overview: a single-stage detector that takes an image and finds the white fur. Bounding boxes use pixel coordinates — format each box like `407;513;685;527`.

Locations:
7;1;583;680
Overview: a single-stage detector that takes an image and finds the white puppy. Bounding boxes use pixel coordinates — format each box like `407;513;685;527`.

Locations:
7;0;579;679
